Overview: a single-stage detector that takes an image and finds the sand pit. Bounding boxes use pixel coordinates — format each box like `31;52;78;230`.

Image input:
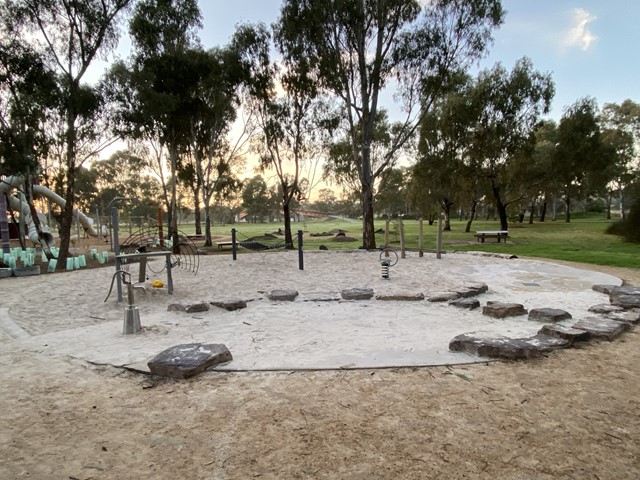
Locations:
1;250;621;372
2;251;640;479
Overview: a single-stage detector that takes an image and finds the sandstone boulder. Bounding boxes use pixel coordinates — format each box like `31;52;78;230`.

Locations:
148;343;232;379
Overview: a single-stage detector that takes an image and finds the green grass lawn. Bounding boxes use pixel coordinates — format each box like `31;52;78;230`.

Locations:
182;215;640;270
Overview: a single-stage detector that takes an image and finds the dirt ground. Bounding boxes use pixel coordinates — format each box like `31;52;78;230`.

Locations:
1;256;639;479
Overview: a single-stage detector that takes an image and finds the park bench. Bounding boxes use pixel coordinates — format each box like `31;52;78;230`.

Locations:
216;241;234;251
474;230;510;243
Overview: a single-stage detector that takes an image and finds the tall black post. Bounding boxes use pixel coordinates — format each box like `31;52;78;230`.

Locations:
231;228;237;261
297;230;304;270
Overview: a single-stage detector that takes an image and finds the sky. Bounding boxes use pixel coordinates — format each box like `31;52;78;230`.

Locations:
176;0;639;121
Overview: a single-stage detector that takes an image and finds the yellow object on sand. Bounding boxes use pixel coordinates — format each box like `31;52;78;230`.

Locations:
151;280;164;288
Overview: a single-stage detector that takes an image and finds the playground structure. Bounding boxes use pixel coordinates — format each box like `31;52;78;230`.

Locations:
1;176;199;294
0;174;107;254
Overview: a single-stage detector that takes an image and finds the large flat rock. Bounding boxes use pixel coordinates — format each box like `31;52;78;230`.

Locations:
609;285;640;309
609;294;640;309
605;309;640;325
449;332;569;360
210;299;247;311
376;293;425;301
450;283;488;298
528;308;572;323
609;285;640;296
588;304;624;314
268;289;299;302
148;343;232;379
449;298;480;310
341;288;374;300
483;302;527;319
538;324;591;342
572;317;630;341
427;292;459;302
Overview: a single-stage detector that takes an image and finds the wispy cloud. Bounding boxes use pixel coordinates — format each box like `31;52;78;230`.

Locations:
563;8;598;51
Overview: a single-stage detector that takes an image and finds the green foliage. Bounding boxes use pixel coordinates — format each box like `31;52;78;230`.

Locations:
241;175;271;222
554;97;607;222
606;198;640;243
276;0;505;248
129;0;202;57
0;40;58;175
375;167;408;216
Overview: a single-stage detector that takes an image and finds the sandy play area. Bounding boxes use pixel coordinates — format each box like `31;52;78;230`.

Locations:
1;250;639;479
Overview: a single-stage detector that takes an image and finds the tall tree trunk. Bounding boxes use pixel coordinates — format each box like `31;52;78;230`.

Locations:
201;180;212;247
168;143;179;253
464;199;478;233
606;193;612;220
564;195;571;223
361;180;376;249
442;200;453;231
539;198;547;222
490;181;509;231
57;104;77;270
528;199;535;224
203;203;212;247
283;199;293;249
619;187;626;221
193;184;201;235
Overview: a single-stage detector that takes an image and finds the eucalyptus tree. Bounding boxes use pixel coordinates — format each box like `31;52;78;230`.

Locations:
2;0;132;267
106;0;202;249
325;110;407;203
414;76;476;231
375;167;409;217
553;97;606;222
466;58;554;230
241;175;270;223
600;100;640;220
529;120;561;222
183;41;249;247
0;39;58;250
0;41;57;176
276;0;504;248
237;23;331;248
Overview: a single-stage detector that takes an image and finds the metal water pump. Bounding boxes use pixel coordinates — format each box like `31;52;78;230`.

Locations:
105;270;144;334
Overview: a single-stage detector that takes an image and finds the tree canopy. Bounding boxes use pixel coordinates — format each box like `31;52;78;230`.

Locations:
276;0;505;248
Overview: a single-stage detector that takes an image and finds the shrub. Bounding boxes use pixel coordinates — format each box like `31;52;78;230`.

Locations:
606;198;640;243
